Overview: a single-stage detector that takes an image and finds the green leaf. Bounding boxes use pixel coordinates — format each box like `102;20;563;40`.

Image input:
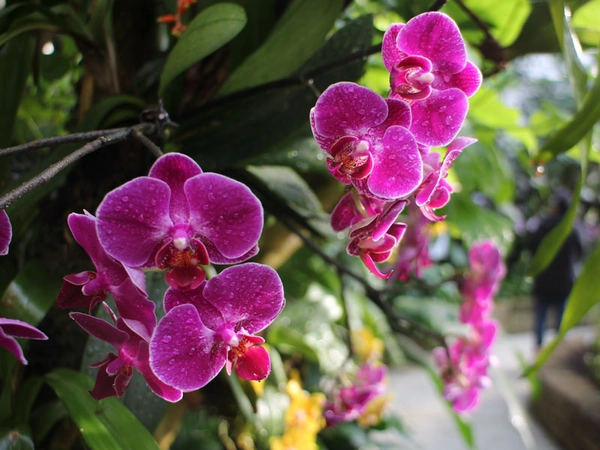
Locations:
0;259;61;326
179;15;374;171
442;194;514;255
45;369;160;450
524;241;600;376
246;165;324;218
0;35;34;148
217;0;344;95
572;0;600;46
159;3;247;96
464;0;532;46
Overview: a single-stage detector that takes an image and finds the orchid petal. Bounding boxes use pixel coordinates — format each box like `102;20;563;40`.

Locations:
311;82;388;138
148;153;202;223
202;263;285;333
0;210;11;255
70;312;129;349
235;345;271;381
397;12;467;74
187;173;263;261
97;177;173;267
368;126;422;199
410;89;468;147
381;23;405;73
136;341;183;402
150;304;226;391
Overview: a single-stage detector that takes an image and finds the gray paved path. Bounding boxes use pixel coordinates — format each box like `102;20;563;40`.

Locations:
385;327;595;450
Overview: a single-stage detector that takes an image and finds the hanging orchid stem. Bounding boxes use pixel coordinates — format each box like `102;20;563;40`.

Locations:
279;215;448;349
0;127;131;157
0;123;160;210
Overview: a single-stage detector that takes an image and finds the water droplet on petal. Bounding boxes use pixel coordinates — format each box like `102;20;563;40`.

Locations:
121;196;129;203
169;358;175;365
162;335;172;343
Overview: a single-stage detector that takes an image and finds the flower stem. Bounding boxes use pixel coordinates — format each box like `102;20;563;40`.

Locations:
0;123;157;210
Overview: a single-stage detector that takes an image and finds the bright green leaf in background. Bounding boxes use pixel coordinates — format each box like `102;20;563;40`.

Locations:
217;0;344;95
444;0;531;47
159;3;247;96
572;0;600;46
45;369;160;450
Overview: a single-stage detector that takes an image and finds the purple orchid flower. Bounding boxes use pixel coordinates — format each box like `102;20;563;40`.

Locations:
0;210;12;255
433;318;497;414
459;241;506;324
330;192;386;233
0;317;47;365
324;362;387;427
346;200;407;279
382;12;482;147
310;82;423;200
150;263;285;391
57;212;147;313
71;305;182;402
416;137;476;221
96;153;263;291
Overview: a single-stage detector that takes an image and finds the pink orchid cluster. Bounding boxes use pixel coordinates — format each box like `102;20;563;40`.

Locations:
323;362;388;427
56;153;284;402
311;12;481;278
433;241;506;413
0;210;49;365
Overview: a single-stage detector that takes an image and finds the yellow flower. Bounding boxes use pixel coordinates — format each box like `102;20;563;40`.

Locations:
351;328;384;362
357;393;392;428
269;371;326;450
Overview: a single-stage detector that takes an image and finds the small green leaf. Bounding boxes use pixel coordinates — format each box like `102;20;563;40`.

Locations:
0;259;61;326
217;0;344;95
45;369;161;450
159;3;247;96
572;0;600;46
246;165;324;218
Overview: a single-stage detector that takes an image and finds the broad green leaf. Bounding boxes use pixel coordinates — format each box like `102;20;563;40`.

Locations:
464;0;531;46
572;0;600;46
217;0;344;95
179;15;373;171
0;35;34;148
534;65;599;163
0;259;61;326
525;241;600;376
0;4;93;47
159;3;247;96
246;165;324;218
45;369;160;450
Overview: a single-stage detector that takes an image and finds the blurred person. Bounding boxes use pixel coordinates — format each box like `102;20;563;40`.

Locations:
528;193;582;351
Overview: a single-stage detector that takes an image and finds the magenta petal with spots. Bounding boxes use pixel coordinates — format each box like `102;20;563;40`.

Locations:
0;210;11;256
0;318;47;365
311;82;421;199
186;173;263;263
150;304;225;391
382;12;481;147
57;212;147;312
150;263;285;390
367;126;422;199
96;153;263;290
410;89;469;147
71;312;182;402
